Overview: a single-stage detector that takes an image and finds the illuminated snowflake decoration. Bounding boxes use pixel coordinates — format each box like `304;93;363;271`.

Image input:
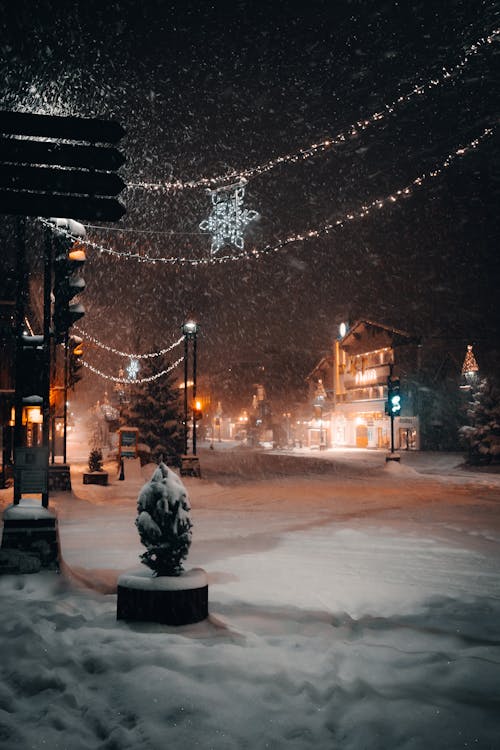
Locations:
126;357;140;381
199;179;259;256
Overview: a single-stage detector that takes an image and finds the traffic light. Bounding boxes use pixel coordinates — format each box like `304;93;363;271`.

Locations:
68;335;84;389
20;333;44;399
388;378;401;416
193;400;203;420
52;219;86;342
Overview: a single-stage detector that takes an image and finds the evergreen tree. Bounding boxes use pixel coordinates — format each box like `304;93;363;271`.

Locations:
136;462;192;576
122;360;184;464
88;448;103;472
459;378;500;464
415;374;463;451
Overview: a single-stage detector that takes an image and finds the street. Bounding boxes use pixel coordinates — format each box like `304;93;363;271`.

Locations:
1;445;500;749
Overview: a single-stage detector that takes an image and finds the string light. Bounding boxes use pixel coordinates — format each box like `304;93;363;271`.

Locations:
127;28;499;192
73;325;184;359
40;125;495;266
81;356;184;383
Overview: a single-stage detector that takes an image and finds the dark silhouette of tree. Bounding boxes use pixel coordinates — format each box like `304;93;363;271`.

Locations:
460;378;500;464
122;361;183;464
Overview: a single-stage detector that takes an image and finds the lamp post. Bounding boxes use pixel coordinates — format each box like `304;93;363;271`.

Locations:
314;379;327;449
182;320;198;455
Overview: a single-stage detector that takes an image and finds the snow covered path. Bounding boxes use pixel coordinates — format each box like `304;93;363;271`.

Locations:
1;448;499;749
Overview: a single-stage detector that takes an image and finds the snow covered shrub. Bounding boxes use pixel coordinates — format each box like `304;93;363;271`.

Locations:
135;462;192;576
88;448;103;473
459;378;500;464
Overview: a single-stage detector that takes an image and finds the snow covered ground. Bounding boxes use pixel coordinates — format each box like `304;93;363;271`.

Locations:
1;444;499;749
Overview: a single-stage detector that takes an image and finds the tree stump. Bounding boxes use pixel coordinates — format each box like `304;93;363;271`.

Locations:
117;567;208;626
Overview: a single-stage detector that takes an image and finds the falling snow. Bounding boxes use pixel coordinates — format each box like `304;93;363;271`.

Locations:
0;4;499;744
0;1;497;408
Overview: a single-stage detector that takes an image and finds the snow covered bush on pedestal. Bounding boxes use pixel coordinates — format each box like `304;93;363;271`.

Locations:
136;461;192;576
88;448;103;473
118;463;206;624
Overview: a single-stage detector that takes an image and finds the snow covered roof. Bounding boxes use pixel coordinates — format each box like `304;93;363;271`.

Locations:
305;355;332;384
340;320;420;355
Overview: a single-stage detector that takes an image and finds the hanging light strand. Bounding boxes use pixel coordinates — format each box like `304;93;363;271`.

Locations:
81;356;184;384
39;125;495;266
262;126;495;254
73;325;184;359
127;28;499;192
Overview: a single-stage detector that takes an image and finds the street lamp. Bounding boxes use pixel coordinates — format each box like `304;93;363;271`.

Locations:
182;320;198;455
314;379;327;449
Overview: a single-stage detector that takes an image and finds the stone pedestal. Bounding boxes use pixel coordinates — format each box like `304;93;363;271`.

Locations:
180;455;201;477
83;471;109;485
1;499;59;571
117;567;208;626
48;464;72;491
385;452;401;463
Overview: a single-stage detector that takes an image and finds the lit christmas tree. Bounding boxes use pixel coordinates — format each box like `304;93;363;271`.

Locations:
461;344;479;378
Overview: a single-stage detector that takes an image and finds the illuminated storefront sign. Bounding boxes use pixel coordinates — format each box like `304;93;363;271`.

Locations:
354;368;377;385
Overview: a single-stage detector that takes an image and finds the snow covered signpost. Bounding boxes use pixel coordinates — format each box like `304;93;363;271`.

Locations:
117;462;208;625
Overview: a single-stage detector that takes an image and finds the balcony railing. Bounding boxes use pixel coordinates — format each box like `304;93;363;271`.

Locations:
336;385;386;403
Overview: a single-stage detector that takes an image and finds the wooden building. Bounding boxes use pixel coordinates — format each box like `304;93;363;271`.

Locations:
307;320;421;450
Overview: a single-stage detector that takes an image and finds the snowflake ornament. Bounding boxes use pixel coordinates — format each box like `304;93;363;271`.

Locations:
199;178;259;256
126;357;140;381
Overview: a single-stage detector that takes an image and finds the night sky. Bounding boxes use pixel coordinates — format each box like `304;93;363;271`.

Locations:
0;0;498;410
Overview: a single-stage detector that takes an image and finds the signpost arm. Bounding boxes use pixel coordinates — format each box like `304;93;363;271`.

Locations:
0;111;126;222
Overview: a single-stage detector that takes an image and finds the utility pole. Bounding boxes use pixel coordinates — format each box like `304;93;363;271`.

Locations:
180;321;201;477
192;330;197;456
183;333;189;455
41;229;52;507
13;218;27;505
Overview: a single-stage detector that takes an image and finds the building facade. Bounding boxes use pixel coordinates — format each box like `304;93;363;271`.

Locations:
307;320;421;450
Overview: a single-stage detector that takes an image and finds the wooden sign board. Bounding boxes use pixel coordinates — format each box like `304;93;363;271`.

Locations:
118;427;139;460
14;446;49;494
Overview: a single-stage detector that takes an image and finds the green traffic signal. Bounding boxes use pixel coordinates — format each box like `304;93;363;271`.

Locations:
388;378;401;416
390;393;401;414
